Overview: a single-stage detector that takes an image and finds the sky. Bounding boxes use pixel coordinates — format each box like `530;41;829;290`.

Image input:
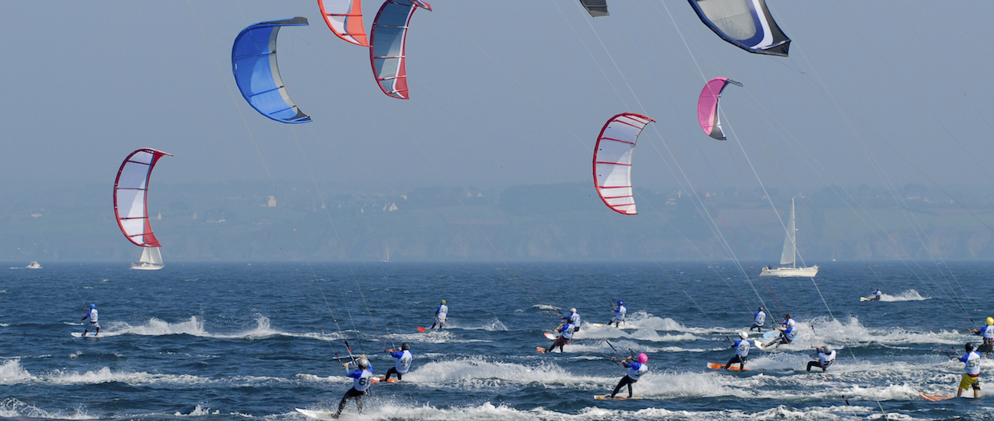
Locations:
2;1;993;201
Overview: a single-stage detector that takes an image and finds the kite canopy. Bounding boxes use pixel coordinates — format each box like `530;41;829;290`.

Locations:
370;0;432;100
697;77;743;140
579;0;609;17
114;148;172;247
232;17;312;123
318;0;369;47
688;0;790;56
592;113;655;215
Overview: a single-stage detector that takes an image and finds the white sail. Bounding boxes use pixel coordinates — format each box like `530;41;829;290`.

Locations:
133;247;164;270
761;198;817;278
779;198;796;266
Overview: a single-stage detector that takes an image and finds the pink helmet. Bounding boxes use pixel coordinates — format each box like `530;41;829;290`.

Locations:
637;353;648;364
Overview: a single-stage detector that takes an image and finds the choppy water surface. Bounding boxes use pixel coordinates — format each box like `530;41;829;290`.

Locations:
1;261;992;420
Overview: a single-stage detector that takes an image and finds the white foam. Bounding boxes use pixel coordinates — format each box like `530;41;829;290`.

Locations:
174;404;219;416
403;357;614;390
0;360;35;384
442;317;508;331
0;398;95;420
796;316;964;346
879;289;929;302
574;324;699;342
317;399;877;421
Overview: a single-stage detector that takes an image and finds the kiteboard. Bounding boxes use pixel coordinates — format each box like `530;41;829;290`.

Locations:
753;340;770;350
295;408;337;420
536;346;549;354
417;327;426;332
919;393;955;401
594;395;642;400
707;362;751;371
860;297;871;301
761;332;777;339
71;332;99;338
544;332;558;340
370;376;398;384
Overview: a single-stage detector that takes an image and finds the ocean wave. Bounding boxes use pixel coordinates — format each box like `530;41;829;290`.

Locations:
0;398;95;420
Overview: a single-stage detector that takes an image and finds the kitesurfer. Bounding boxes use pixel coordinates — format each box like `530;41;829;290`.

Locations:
806;346;836;372
81;303;99;337
334;356;373;418
383;343;412;381
765;320;796;348
750;307;767;332
562;308;581;332
870;288;882;302
609;353;649;399
956;343;982;398
545;318;575;353
429;300;447;329
724;332;750;370
610;301;626;328
970;317;994;353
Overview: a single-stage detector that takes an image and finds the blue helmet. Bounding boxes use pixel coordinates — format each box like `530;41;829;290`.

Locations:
617;301;623;306
90;303;96;309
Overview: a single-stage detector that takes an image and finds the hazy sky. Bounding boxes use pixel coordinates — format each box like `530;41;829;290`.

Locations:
3;1;993;200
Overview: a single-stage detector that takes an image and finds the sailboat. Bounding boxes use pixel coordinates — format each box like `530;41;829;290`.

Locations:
760;198;818;277
132;247;164;271
381;246;390;263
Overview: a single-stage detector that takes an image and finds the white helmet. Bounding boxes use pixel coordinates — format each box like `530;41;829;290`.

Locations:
357;358;369;369
739;332;748;339
787;320;796;327
570;308;576;313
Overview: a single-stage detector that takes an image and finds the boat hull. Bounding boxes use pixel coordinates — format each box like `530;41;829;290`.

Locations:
759;265;818;277
131;263;164;271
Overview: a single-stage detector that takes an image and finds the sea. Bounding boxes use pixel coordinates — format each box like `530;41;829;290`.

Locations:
1;261;992;420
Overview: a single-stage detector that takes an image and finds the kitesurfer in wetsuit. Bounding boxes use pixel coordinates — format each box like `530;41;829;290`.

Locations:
610;301;626;328
545;318;575;353
750;307;767;332
383;343;412;381
610;353;649;399
806;346;836;372
429;300;447;329
725;332;750;370
81;303;99;337
971;317;994;354
562;308;581;332
870;288;882;301
956;343;982;398
334;356;372;418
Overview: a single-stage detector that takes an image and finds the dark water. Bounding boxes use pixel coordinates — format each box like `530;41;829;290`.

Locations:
0;261;992;420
